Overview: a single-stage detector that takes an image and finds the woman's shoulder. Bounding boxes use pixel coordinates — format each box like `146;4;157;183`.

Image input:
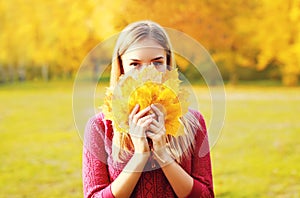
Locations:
84;112;113;162
186;108;208;143
188;108;206;127
87;112;112;127
85;112;113;140
187;108;210;157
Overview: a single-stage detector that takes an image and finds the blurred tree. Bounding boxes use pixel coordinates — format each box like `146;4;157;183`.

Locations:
112;0;260;84
0;0;299;85
0;0;120;82
254;0;300;86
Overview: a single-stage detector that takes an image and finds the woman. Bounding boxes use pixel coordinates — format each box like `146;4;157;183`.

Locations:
83;21;214;198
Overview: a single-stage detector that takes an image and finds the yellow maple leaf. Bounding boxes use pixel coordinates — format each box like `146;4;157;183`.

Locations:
101;66;190;137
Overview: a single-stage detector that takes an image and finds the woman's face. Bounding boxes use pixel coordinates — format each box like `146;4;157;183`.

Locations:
121;38;167;73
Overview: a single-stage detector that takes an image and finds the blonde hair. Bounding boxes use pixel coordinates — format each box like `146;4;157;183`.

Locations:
110;20;175;87
110;20;199;163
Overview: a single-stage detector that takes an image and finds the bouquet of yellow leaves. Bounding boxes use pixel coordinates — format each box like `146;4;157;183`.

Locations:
102;66;190;137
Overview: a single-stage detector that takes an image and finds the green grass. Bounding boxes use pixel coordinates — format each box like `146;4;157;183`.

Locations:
0;81;299;197
0;81;82;198
210;86;300;197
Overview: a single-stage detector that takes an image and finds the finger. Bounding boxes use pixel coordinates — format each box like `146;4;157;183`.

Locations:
133;106;151;122
145;130;156;139
148;113;164;131
150;124;166;134
137;114;155;124
130;120;151;137
151;119;160;127
149;124;159;133
151;104;164;123
136;115;154;127
130;117;153;138
129;104;140;122
139;118;153;130
151;104;163;116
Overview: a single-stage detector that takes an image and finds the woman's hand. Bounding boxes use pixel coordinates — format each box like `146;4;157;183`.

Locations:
146;104;167;151
129;104;154;154
146;104;174;166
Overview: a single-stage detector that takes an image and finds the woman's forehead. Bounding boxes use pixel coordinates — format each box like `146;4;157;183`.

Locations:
122;39;166;60
126;39;164;52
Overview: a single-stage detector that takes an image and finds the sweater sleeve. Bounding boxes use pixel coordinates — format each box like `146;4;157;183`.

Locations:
187;110;214;198
82;115;115;198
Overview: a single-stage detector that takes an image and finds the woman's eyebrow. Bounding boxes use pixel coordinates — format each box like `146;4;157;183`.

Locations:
151;56;164;61
129;58;141;61
129;56;164;62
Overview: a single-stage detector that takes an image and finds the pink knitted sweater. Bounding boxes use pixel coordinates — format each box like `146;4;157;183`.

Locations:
82;109;214;198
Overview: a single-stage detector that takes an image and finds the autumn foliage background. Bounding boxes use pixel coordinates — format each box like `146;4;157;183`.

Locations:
1;0;300;85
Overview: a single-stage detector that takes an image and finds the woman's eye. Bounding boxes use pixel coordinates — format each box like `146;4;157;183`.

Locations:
152;61;163;66
130;62;140;67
